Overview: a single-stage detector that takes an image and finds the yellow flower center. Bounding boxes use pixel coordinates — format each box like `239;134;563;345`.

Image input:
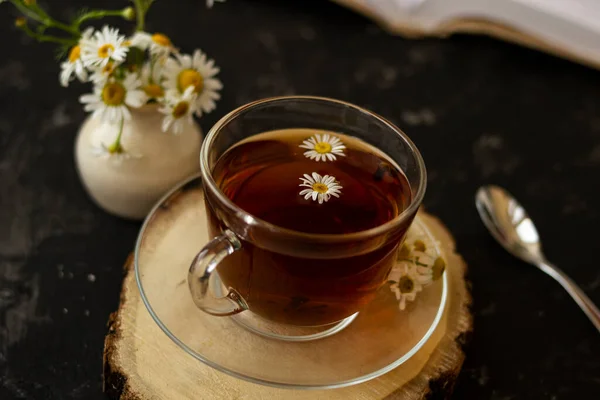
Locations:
102;62;115;75
177;69;204;93
432;257;446;281
413;240;426;252
98;44;115;58
101;82;126;106
398;276;415;293
172;101;189;118
314;142;332;154
68;45;81;63
144;84;164;98
312;183;328;194
123;40;132;47
151;33;172;47
15;17;27;28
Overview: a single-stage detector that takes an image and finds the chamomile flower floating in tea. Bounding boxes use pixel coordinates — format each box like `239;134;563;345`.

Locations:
163;50;222;116
81;26;129;68
160;87;198;134
299;133;346;162
299;172;343;204
80;73;147;122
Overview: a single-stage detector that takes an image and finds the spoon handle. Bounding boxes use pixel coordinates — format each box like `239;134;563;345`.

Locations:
537;260;600;332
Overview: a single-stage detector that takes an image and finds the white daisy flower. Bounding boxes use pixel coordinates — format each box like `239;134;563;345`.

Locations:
389;264;425;310
389;238;446;309
88;61;117;84
163;49;222;116
130;32;174;57
60;45;87;87
79;73;147;123
59;28;94;87
91;144;141;162
81;26;129;68
159;86;198;134
140;61;165;100
299;133;346;162
298;172;342;204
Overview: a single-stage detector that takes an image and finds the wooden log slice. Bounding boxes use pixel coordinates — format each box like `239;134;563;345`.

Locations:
103;202;472;399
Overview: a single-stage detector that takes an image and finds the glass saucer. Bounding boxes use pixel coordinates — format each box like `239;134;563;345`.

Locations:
135;175;448;389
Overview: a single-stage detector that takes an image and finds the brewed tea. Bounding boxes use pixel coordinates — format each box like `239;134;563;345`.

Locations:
208;129;414;326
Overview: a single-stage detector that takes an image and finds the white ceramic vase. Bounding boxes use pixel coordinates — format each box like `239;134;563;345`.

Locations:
75;106;202;220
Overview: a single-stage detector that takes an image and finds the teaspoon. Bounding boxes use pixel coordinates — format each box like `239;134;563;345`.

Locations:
476;185;600;332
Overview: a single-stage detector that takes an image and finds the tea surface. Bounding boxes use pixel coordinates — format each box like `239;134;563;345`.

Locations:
212;129;411;234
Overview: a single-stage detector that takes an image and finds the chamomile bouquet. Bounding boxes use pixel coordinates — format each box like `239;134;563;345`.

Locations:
4;0;223;157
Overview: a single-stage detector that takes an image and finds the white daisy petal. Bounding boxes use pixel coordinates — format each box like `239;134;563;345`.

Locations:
162;115;173;132
59;43;89;87
131;32;175;57
121;106;132;121
299;133;346;162
298;172;343;204
130;32;152;50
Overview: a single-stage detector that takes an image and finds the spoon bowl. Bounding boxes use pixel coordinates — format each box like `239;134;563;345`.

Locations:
476;185;542;263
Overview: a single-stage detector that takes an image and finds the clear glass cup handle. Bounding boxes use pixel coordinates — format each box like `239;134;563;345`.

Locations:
188;229;248;316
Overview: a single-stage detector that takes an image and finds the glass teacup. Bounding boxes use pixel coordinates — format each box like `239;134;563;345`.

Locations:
188;96;426;335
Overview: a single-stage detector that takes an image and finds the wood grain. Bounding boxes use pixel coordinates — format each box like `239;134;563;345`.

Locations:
103;209;472;399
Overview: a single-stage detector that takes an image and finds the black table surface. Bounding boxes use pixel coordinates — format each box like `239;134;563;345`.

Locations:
1;0;599;398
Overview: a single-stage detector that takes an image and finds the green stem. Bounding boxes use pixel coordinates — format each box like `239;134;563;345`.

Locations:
10;1;44;24
32;4;78;35
19;23;76;45
133;0;146;31
149;57;156;83
48;19;79;35
10;0;79;36
74;9;128;29
108;118;126;154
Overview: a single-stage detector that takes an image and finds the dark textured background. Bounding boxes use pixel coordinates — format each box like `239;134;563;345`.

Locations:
1;0;599;398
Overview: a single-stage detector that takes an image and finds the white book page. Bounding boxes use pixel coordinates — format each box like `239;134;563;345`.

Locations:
512;0;600;32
